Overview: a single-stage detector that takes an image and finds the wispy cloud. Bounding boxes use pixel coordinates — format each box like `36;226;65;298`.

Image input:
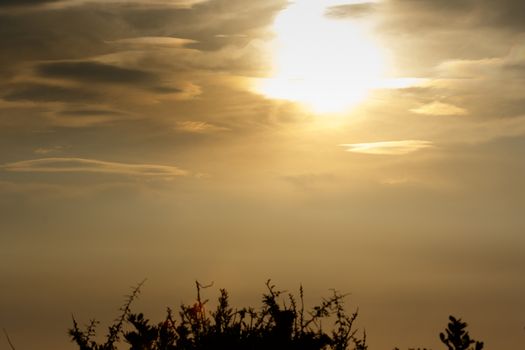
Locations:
34;146;64;155
47;107;134;128
340;140;434;155
325;2;378;19
4;83;99;103
411;101;468;116
36;61;157;85
108;37;197;48
1;158;188;177
2;0;209;10
175;121;230;133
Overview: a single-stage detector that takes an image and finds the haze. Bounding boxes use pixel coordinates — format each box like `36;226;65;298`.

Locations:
1;1;524;349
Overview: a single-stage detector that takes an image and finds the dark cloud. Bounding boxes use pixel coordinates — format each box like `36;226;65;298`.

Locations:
3;83;99;103
386;0;525;30
0;0;285;81
0;9;121;79
392;0;473;12
0;0;60;8
36;61;157;84
117;0;285;51
369;0;525;77
34;61;191;96
0;0;286;132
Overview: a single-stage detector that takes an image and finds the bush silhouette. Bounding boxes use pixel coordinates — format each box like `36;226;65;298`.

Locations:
69;281;486;350
439;316;484;350
69;280;367;350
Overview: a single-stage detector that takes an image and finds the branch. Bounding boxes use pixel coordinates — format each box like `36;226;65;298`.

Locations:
2;328;16;350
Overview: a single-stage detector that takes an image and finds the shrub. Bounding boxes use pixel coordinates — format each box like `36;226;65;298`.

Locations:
439;316;484;350
69;281;486;350
69;280;367;350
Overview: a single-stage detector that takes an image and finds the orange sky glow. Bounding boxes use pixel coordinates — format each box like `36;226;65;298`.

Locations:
1;1;525;349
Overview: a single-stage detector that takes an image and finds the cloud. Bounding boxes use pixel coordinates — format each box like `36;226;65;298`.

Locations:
0;0;60;8
156;82;202;100
370;0;525;79
436;58;502;79
1;158;189;177
340;140;434;155
411;101;468;116
108;36;197;48
0;0;284;83
325;2;378;18
3;83;99;103
175;121;230;133
0;0;293;133
36;61;157;85
60;0;209;9
418;46;525;119
33;61;199;98
34;146;64;155
0;0;208;10
47;108;133;127
436;45;525;82
385;0;525;30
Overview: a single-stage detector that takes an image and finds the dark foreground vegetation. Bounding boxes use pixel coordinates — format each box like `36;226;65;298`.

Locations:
68;281;484;350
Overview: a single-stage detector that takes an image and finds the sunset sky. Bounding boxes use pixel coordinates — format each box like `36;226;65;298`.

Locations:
1;1;525;349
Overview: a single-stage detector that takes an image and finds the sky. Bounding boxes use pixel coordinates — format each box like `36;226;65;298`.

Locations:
1;0;525;349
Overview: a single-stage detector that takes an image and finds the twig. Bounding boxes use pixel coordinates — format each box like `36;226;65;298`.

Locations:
2;328;16;350
195;280;214;305
104;278;147;347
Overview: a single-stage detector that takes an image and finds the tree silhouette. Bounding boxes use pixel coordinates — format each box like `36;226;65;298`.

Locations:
439;316;484;350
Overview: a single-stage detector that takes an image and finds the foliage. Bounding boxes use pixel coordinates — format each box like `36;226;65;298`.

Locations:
69;281;486;350
439;316;484;350
69;280;367;350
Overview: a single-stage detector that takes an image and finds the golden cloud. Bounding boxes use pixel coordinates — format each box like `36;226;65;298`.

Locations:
340;140;434;155
411;101;468;116
1;158;189;177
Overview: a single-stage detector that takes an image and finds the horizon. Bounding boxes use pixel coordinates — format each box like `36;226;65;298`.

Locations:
1;0;525;349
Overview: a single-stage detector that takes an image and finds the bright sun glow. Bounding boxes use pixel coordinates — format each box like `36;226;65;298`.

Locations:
256;0;385;113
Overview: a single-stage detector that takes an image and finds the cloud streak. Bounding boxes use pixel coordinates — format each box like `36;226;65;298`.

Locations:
1;158;189;177
340;140;434;155
3;83;99;103
36;61;158;85
0;0;208;10
0;0;61;8
175;121;230;133
411;101;468;116
108;36;197;48
325;2;378;18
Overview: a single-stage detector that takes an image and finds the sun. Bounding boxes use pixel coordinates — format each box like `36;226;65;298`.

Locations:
255;0;385;114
